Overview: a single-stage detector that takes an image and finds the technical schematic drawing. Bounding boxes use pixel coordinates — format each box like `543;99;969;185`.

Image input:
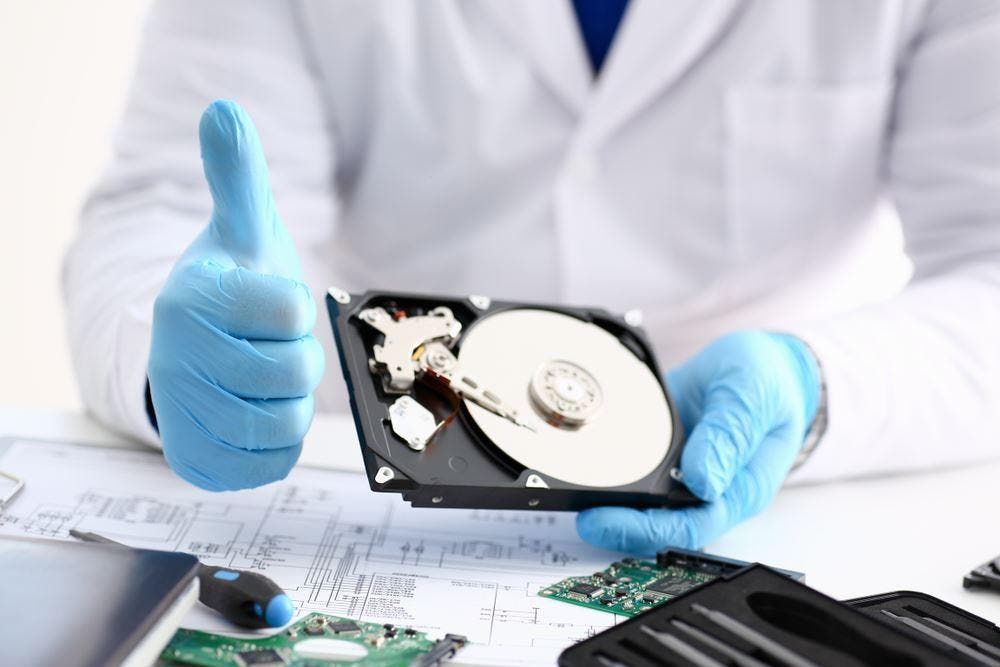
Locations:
0;439;621;665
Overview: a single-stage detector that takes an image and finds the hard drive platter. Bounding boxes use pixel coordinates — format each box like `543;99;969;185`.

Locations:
459;309;672;488
327;289;695;511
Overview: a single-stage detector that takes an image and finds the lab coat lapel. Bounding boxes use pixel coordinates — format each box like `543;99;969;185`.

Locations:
479;0;591;115
587;0;746;142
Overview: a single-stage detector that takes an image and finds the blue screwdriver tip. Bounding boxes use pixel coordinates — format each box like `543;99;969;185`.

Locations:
264;594;294;627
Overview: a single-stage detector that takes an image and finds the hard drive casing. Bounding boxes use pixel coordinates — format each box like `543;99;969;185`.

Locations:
327;289;695;510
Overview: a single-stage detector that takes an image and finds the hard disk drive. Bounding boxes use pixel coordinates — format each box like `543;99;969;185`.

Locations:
327;288;695;510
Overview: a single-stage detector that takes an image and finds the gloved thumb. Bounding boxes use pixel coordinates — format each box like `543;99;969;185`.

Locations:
199;100;296;274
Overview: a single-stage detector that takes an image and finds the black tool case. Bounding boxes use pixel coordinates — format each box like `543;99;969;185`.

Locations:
559;565;1000;666
845;590;1000;665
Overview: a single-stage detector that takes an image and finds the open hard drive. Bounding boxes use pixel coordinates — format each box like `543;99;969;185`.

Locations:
326;289;695;510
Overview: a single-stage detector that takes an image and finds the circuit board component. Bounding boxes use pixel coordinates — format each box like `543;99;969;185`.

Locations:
539;548;803;618
160;612;467;667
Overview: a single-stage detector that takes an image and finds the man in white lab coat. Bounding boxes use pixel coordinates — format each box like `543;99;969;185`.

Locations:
64;1;1000;553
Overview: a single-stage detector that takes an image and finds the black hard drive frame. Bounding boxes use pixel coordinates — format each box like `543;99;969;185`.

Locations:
327;289;695;510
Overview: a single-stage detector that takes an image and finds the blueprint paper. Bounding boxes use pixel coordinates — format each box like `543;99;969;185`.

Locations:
0;439;621;665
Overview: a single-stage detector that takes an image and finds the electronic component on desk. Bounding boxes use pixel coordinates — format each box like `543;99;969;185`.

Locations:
567;582;605;600
326;289;696;510
328;620;362;635
964;554;1000;593
160;612;468;666
234;649;285;667
539;547;804;617
560;565;995;667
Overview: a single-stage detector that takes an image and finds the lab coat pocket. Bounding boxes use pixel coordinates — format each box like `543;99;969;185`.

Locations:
724;83;892;262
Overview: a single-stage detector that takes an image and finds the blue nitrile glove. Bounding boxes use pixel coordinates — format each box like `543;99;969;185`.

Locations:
577;331;821;553
147;100;324;491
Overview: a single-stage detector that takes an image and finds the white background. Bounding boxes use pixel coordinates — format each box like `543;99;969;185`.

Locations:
0;2;151;411
1;3;998;647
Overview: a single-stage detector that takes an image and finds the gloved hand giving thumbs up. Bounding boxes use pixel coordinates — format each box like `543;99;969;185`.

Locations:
148;100;324;491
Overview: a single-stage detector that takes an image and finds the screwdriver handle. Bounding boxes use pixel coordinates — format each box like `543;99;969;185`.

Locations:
196;564;293;629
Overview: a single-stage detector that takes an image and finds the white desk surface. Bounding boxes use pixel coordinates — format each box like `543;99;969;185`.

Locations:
3;405;998;627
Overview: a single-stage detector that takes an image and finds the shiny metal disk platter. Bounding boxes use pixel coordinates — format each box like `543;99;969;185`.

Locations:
457;309;672;488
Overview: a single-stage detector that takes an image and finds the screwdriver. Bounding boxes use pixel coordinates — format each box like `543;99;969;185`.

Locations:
69;529;293;629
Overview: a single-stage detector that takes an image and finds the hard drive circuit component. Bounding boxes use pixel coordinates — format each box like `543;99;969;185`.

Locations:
160;612;468;667
539;548;804;617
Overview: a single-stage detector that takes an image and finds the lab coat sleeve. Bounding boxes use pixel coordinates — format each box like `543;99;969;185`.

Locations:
62;0;338;445
788;1;1000;482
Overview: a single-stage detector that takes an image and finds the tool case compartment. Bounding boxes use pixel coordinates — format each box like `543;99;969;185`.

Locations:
559;565;998;666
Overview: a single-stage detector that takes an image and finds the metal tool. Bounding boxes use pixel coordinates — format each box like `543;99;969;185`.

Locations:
916;614;1000;660
671;618;771;667
69;529;293;629
640;624;726;667
881;609;1000;666
691;603;820;667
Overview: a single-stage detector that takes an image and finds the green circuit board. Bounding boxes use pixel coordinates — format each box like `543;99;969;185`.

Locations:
160;613;467;667
540;549;805;618
539;557;720;617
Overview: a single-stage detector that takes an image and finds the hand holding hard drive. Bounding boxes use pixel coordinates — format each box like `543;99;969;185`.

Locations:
576;331;822;553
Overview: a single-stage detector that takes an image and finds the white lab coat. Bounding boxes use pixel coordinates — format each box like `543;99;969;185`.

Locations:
65;0;1000;484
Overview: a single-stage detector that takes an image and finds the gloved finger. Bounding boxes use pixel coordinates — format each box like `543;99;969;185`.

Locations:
576;505;716;554
199;100;298;273
577;428;799;554
217;395;315;451
164;437;302;492
724;423;801;519
679;380;769;502
205;336;325;400
665;363;704;434
165;379;315;451
173;265;316;341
